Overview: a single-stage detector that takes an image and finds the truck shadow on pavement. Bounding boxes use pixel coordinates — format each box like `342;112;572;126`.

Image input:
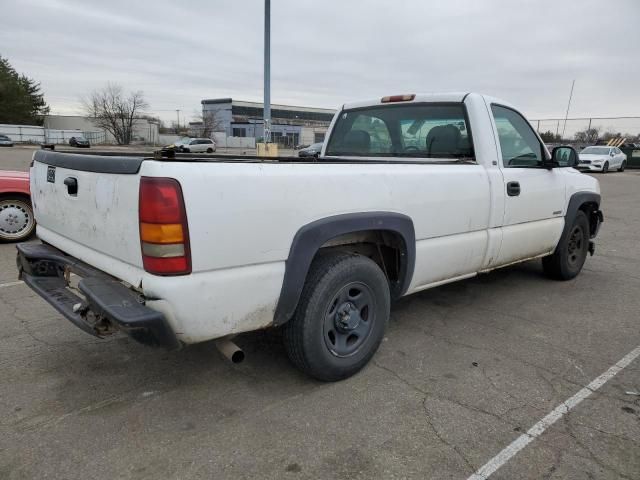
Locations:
7;258;568;435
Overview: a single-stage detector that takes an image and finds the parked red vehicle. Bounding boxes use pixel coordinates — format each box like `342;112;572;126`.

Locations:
0;170;35;242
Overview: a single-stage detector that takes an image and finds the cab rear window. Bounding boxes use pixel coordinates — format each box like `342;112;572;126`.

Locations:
325;103;473;159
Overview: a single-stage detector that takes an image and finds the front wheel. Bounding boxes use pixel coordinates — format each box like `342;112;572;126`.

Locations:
283;253;390;381
0;196;36;242
542;210;589;280
602;161;609;173
206;148;214;153
618;160;626;172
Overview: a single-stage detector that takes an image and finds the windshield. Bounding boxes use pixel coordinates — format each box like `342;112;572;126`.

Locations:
581;147;610;155
325;103;473;159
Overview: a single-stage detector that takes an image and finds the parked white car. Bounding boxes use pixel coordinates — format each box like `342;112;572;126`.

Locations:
578;146;627;173
181;138;216;153
20;92;603;381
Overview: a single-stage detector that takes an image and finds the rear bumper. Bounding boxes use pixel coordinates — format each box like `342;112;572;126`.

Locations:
16;243;180;349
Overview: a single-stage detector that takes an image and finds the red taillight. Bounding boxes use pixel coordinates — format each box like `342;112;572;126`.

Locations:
139;177;191;275
381;94;415;103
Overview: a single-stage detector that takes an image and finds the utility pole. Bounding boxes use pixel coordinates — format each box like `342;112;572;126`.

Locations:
561;80;575;141
176;109;181;131
263;0;271;144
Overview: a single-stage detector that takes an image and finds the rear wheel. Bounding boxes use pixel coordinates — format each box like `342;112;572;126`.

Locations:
542;210;589;280
283;253;390;381
602;161;609;173
618;160;626;172
0;196;35;242
206;148;214;153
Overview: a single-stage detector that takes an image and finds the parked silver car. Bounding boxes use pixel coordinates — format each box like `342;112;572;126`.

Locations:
0;135;14;147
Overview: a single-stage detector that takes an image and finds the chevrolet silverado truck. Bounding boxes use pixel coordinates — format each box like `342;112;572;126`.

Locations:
17;93;603;381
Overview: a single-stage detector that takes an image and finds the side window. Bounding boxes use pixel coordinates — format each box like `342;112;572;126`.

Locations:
491;105;544;168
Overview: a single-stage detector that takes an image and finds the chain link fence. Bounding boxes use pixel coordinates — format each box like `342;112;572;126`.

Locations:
531;117;640;168
532;117;640;145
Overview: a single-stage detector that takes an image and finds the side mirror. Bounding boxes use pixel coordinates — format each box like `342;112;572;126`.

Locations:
551;146;578;168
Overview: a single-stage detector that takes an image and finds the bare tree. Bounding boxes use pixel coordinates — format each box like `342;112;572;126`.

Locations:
601;130;622;142
169;121;186;135
191;110;226;138
83;84;149;145
574;126;600;144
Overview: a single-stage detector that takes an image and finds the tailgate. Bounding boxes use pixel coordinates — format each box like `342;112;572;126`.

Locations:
31;150;145;283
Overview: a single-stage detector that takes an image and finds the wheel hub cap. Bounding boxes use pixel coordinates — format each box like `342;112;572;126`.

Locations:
323;282;375;357
0;203;29;234
335;302;361;332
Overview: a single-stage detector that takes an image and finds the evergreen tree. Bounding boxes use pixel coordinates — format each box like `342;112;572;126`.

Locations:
0;55;49;125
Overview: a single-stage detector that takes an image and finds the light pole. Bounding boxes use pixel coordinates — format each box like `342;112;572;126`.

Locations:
263;0;271;144
561;80;575;141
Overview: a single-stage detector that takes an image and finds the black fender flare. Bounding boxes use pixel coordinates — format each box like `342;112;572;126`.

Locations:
273;212;416;326
556;191;602;252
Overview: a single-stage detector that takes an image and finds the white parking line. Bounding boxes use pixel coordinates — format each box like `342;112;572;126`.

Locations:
467;345;640;480
0;280;24;289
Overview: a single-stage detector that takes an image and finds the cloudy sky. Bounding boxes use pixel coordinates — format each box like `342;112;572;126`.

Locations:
2;0;639;124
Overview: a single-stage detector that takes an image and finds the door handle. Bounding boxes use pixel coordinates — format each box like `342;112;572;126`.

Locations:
507;181;520;197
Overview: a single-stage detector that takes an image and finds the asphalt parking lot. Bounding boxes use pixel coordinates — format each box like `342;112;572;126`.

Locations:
1;147;639;479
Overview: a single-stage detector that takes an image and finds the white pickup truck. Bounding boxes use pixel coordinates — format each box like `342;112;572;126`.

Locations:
18;93;603;381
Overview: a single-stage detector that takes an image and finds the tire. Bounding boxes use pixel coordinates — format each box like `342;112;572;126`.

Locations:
206;148;213;153
0;196;36;242
618;160;626;172
283;252;390;381
182;148;190;153
602;161;609;173
542;210;589;280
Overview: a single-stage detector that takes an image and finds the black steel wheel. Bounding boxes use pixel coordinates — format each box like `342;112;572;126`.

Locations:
542;210;589;280
283;252;390;381
566;225;585;269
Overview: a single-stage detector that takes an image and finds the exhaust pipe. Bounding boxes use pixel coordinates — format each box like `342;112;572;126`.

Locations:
215;337;245;364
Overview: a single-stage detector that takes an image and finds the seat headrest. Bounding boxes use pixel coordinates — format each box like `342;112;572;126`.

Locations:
342;130;371;154
426;125;461;157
